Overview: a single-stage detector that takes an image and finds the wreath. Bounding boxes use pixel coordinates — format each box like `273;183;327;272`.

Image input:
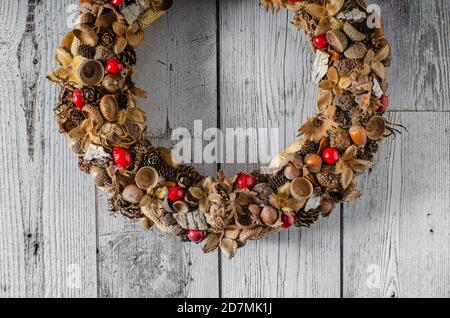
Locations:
48;0;397;258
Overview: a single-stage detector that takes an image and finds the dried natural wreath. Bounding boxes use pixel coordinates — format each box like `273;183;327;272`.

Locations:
48;0;396;258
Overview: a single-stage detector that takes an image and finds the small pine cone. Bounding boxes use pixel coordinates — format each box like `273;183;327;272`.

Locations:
269;172;289;190
116;92;129;109
108;194;143;219
252;170;270;184
334;58;361;77
334;110;352;129
119;46;137;67
296;209;320;228
99;30;117;48
298;140;319;157
316;165;341;191
176;165;203;188
78;45;96;59
351;107;371;126
82;87;102;105
357;140;379;161
159;163;177;181
67;107;85;126
78;157;92;174
330;128;351;152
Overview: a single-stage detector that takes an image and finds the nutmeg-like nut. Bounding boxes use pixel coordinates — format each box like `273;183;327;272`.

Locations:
260;206;279;226
349;125;368;146
284;164;301;180
102;74;124;94
320;199;335;216
122;184;145;204
304;154;323;174
100;95;119;122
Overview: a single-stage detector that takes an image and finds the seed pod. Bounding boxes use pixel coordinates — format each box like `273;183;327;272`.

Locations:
344;42;367;59
73;24;98;47
201;233;220;253
100;95;119;122
349;125;368;146
173;201;190;214
343;22;366;41
90;166;112;187
126;23;144;48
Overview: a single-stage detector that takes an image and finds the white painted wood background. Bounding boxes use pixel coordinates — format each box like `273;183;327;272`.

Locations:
0;0;449;298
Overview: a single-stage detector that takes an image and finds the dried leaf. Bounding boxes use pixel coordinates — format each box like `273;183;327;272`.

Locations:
341;167;354;189
349;159;372;173
312;50;330;84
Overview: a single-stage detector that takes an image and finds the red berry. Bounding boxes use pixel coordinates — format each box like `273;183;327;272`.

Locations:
322;147;340;165
188;230;203;242
72;89;84;109
378;95;390;113
168;186;186;202
236;173;257;190
287;0;301;2
110;0;125;7
313;34;328;49
112;147;133;169
106;58;124;74
281;214;296;229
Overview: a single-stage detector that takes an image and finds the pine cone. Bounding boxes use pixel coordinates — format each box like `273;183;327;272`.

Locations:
116;92;129;109
351;107;371;126
67;107;85;126
119;46;137;67
357;140;379;161
78;45;96;59
334;110;352;129
99;30;116;48
269;172;289;190
330;128;351;152
108;194;143;219
82;87;102;105
78;157;92;174
296;209;320;228
175;165;202;188
298;140;319;157
252;170;271;184
316;165;341;191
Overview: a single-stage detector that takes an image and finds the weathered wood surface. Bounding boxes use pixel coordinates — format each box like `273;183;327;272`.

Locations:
0;0;449;298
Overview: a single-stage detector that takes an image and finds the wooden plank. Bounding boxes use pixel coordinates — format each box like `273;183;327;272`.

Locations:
0;0;98;298
219;0;340;297
97;0;219;298
343;112;450;298
382;0;450;111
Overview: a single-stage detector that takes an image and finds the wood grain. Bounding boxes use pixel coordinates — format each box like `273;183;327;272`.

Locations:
382;0;450;111
219;0;340;298
0;0;449;298
97;0;219;298
0;0;97;298
343;112;450;298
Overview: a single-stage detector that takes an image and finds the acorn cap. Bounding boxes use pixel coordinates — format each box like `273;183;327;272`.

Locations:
78;59;105;86
290;178;314;200
73;24;99;47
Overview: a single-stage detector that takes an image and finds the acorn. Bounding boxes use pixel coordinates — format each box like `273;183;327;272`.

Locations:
135;167;159;190
284;164;301;180
78;59;104;86
349;125;368;146
304;154;323;174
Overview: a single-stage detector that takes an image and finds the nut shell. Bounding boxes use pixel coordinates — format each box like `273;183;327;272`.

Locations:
366;116;386;140
122;184;145;204
304;154;323;174
260;206;279;226
326;29;348;53
73;24;99;47
102;74;124;94
290;178;314;200
100;95;119;122
135;167;159;190
78;59;104;86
